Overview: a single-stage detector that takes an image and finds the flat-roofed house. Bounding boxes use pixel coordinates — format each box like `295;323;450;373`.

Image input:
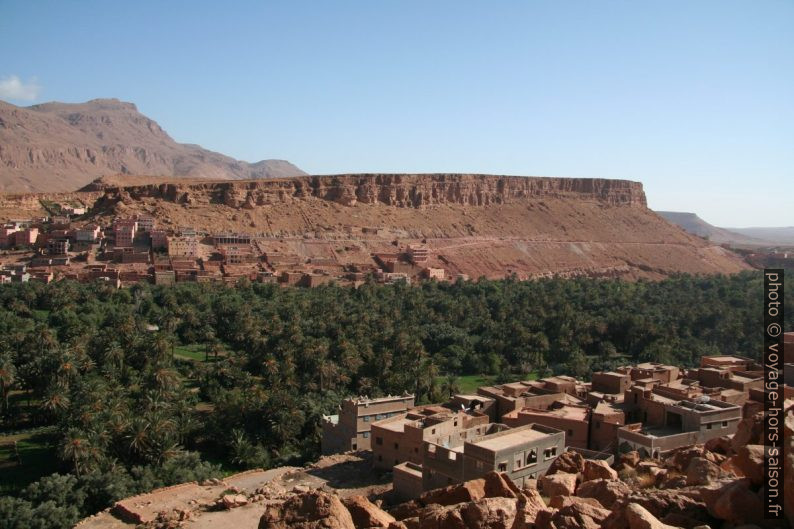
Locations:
421;423;565;493
629;362;680;384
617;398;741;459
371;405;490;471
591;371;631;395
502;402;590;449
321;395;415;455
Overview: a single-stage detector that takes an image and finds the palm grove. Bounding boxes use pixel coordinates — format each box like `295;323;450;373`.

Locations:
0;271;789;529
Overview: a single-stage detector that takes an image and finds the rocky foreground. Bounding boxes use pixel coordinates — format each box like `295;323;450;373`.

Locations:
76;404;793;529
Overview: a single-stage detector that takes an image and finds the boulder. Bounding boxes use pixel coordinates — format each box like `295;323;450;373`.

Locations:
483;471;519;499
624;503;682;529
603;490;711;529
575;479;632;509
621;451;641;468
685;457;721;486
666;447;703;472
343;495;396;528
514;487;551;528
539;472;577;497
460;497;518;529
721;445;764;487
583;459;618;481
259;490;355;529
222;494;249;509
535;499;610;529
389;500;423;521
419;478;486;506
549;495;604;509
731;412;764;451
658;473;687;489
699;478;764;526
703;436;732;455
547;450;585;475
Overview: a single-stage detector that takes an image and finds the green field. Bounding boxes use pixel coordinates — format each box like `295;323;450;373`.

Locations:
437;372;539;394
0;428;60;493
173;344;210;361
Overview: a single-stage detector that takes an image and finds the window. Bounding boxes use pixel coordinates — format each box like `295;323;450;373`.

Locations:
414;447;419;453
516;458;522;469
352;444;357;450
527;449;537;465
378;455;382;461
706;423;712;430
498;462;507;472
363;432;370;438
722;421;728;428
363;416;371;422
376;437;383;445
454;420;458;427
595;421;601;429
431;428;436;434
567;429;573;437
394;443;399;450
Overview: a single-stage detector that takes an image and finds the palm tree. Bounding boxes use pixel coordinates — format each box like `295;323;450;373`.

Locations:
440;374;461;398
60;428;91;476
0;352;16;415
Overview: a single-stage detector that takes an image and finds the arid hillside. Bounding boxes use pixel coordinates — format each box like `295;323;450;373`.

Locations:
0;173;750;280
0;98;306;192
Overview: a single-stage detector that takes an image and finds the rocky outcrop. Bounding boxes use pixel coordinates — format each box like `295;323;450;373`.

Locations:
259;490;355;529
88;173;648;211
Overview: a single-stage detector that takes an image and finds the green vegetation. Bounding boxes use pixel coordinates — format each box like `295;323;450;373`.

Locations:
0;272;789;528
0;428;59;493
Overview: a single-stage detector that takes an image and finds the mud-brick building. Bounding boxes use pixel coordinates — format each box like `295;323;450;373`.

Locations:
616;398;741;459
419;423;565;493
371;396;495;471
321;395;415;455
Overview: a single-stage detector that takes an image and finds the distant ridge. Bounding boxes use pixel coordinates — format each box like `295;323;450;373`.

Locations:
656;211;791;246
0;98;306;192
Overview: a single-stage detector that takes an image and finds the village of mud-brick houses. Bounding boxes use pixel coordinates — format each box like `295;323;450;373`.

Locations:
0;210;451;287
323;335;794;501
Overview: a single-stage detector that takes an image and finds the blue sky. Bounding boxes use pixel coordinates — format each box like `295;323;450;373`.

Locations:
1;1;791;227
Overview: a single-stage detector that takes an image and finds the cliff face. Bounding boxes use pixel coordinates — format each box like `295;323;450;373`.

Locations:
89;173;647;210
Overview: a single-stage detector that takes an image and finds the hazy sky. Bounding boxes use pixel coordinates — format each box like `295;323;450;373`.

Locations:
1;1;791;227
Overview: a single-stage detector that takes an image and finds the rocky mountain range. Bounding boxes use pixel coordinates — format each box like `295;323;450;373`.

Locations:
0;98;306;192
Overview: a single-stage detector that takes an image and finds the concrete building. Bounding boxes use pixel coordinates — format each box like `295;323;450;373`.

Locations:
47;238;70;256
371;404;491;471
167;236;199;258
150;230;168;250
321;395;415;454
617;398;741;458
114;220;137;248
75;224;101;243
420;423;565;493
135;214;155;233
219;245;255;265
407;244;429;265
424;267;445;281
212;232;252;245
13;227;39;247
